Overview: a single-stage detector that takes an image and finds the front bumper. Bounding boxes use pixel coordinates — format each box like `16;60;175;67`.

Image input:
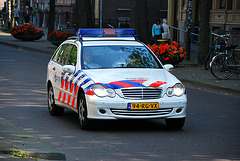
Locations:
86;95;187;120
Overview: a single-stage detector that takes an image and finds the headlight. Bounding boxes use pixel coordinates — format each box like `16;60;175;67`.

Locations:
166;83;185;97
92;84;116;98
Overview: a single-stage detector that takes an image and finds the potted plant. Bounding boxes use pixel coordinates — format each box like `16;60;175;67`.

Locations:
48;30;76;46
10;23;44;41
148;41;187;65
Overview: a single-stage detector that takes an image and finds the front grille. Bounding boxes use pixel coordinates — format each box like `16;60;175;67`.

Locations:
111;108;173;116
121;87;162;99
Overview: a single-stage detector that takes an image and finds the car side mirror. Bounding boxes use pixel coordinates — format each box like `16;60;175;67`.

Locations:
163;64;174;71
62;65;76;73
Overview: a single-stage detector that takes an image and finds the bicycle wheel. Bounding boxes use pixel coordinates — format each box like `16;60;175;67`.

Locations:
210;54;235;80
205;48;218;70
205;48;214;70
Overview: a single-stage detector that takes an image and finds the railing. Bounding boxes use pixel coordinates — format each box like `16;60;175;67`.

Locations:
169;25;199;60
169;25;199;41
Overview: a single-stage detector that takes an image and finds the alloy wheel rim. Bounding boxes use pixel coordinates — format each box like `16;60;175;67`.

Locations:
79;99;85;124
48;88;54;111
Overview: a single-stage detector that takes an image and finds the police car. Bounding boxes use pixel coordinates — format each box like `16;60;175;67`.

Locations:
46;29;187;130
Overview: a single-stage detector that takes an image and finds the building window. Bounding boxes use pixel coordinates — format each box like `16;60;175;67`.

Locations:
236;0;240;9
117;17;130;28
227;0;233;10
220;0;226;9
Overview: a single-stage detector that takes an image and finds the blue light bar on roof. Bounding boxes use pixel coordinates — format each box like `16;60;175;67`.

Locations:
77;29;138;38
116;29;138;37
77;29;104;37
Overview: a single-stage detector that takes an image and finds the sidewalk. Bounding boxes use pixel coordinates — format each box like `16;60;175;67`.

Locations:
0;118;66;161
0;30;239;160
0;29;55;55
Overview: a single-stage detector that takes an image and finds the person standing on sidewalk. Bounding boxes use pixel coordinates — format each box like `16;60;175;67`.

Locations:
23;6;32;23
152;19;164;45
162;19;170;40
14;3;20;26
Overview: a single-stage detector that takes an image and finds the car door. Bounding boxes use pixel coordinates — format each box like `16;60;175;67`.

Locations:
48;44;66;102
61;44;78;108
54;44;74;104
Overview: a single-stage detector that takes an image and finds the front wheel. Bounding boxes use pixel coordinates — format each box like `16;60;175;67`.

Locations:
210;54;235;80
165;118;185;130
48;86;64;116
78;93;91;130
205;48;214;70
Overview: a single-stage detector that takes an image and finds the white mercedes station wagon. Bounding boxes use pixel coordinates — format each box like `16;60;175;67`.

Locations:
46;29;187;130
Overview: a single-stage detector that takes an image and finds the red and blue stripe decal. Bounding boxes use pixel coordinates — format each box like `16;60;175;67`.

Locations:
100;80;166;89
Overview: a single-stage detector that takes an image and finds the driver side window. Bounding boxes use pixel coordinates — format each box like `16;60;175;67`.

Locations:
67;45;77;66
60;44;73;65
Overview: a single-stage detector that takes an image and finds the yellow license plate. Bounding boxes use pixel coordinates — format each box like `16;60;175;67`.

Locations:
128;102;159;110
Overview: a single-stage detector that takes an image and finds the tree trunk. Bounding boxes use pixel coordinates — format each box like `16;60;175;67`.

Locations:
130;0;149;44
48;0;55;36
76;0;93;28
198;0;212;65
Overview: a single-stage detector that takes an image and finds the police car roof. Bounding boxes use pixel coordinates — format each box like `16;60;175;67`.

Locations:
82;40;144;47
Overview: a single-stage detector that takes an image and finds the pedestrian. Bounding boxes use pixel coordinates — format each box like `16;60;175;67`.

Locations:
152;19;164;45
162;19;170;41
14;3;20;26
23;6;32;23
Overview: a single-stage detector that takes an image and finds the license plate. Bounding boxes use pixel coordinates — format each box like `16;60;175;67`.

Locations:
127;102;159;110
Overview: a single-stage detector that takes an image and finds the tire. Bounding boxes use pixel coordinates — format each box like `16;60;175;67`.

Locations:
165;118;185;130
210;54;235;80
78;93;91;130
205;49;214;70
48;86;64;116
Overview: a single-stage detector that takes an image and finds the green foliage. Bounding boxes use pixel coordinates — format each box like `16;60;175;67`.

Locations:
10;151;28;158
10;150;40;160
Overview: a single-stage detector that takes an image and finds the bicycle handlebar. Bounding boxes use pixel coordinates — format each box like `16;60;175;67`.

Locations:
211;32;230;38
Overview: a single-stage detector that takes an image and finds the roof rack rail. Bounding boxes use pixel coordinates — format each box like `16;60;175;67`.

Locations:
67;36;80;40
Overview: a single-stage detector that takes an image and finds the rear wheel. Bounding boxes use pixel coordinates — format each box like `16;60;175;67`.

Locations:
48;86;64;115
210;54;235;80
78;93;91;130
165;118;185;130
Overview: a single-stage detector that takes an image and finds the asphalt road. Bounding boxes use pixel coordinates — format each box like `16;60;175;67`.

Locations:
0;44;240;161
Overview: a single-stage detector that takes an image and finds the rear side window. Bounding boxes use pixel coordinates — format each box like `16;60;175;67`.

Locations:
52;45;65;62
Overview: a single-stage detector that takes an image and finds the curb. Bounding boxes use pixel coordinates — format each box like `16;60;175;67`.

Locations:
0;117;66;160
178;77;240;96
0;40;53;55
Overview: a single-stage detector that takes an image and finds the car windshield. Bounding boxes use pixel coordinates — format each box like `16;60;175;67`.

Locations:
82;46;162;69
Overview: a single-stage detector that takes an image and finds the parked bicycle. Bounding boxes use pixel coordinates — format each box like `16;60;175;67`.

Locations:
205;31;229;70
210;44;239;80
58;22;76;33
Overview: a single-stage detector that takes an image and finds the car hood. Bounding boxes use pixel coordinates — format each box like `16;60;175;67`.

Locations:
83;68;180;88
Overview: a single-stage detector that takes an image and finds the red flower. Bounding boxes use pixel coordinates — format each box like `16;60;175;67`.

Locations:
10;23;44;36
148;41;186;64
165;57;169;61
